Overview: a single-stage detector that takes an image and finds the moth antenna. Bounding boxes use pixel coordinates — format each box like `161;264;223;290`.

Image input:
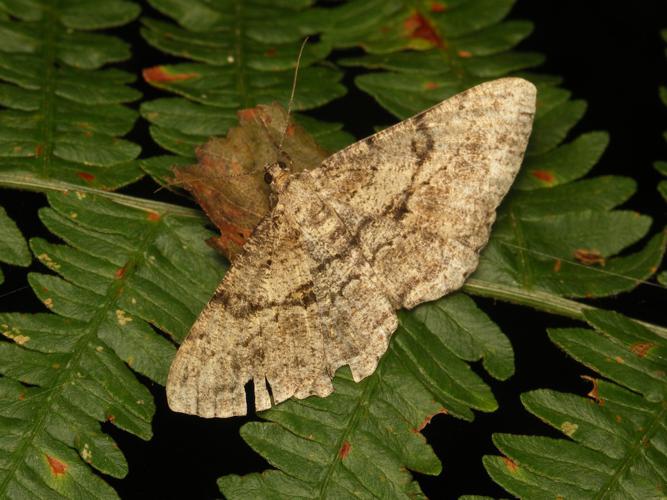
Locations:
278;36;310;153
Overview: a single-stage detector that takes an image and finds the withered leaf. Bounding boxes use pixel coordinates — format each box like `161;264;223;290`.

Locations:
173;103;328;261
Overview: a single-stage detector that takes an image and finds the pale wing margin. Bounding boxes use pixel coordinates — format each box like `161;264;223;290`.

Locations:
310;78;537;308
166;205;329;417
166;197;397;417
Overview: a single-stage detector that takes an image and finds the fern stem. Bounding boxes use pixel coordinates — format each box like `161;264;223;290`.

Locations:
3;171;665;338
0;171;205;220
464;278;667;339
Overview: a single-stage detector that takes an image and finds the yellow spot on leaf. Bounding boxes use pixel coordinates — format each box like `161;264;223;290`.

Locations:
70;212;78;219
52;363;61;369
95;346;104;352
44;298;54;309
81;444;92;462
5;332;29;345
75;191;86;200
561;421;578;436
37;253;60;270
115;309;132;326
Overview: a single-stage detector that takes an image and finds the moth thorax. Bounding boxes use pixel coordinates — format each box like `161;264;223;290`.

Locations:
264;161;290;192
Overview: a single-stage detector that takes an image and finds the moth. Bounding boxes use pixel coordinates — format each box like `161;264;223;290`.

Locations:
167;77;537;418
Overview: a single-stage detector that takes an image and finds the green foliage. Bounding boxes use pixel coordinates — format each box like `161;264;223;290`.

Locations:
485;310;667;498
0;206;30;284
327;0;543;118
219;1;665;497
0;0;143;189
219;294;512;498
0;192;224;497
139;0;350;184
323;0;665;299
0;1;663;498
0;0;143;289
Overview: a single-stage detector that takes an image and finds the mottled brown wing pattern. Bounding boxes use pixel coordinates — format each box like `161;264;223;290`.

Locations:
167;180;396;417
166;78;536;417
311;78;536;308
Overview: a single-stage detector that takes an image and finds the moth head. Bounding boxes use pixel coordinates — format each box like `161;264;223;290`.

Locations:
264;160;290;192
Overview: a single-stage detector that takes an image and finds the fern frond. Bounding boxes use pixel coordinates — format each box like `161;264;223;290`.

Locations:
321;0;666;298
0;0;143;189
219;294;511;498
325;0;543;118
0;192;224;497
219;2;666;496
139;0;349;183
485;310;667;498
0;205;30;284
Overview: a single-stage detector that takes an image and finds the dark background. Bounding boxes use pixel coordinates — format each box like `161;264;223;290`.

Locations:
1;1;666;498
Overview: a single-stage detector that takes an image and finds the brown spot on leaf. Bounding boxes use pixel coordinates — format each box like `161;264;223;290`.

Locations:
46;455;67;476
553;259;561;272
114;266;126;279
630;342;654;357
404;12;445;48
430;1;447;12
338;440;351;459
615;415;622;423
414;408;448;432
18;393;25;400
574;249;606;266
531;169;555;183
76;171;95;183
582;375;602;404
424;81;439;90
35;144;43;157
143;66;199;83
265;47;277;57
106;414;116;423
615;356;624;364
147;212;161;222
285;123;296;137
502;456;518;473
457;50;473;58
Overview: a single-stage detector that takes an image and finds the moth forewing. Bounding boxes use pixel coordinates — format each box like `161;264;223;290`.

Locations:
167;77;537;418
